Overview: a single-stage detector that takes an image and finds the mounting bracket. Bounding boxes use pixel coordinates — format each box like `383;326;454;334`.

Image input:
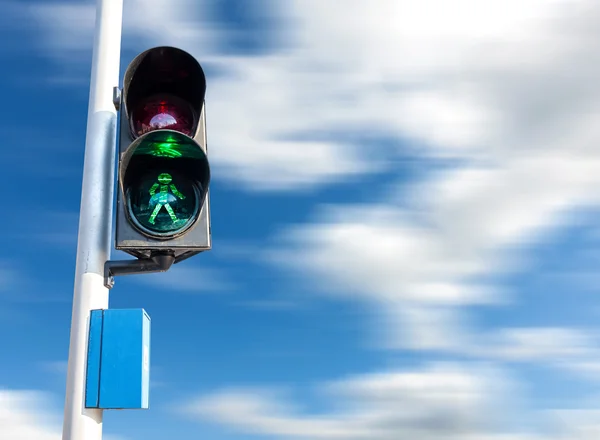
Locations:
104;252;175;289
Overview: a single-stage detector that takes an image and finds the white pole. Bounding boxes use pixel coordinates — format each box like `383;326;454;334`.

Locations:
62;0;123;439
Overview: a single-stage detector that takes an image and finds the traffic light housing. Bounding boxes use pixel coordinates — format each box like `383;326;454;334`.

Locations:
115;47;211;263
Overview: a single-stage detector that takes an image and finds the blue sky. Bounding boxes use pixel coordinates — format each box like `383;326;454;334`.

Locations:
4;0;600;439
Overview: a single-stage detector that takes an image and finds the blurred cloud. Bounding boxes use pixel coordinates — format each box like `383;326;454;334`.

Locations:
473;327;600;382
24;211;79;250
13;0;600;438
15;0;386;190
39;361;68;376
177;0;600;435
183;362;600;440
16;0;600;191
479;327;598;362
26;0;221;61
0;389;129;440
0;390;62;440
260;0;600;349
27;3;95;57
0;262;17;293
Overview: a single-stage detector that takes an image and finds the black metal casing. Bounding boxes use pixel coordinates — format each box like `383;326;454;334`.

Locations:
115;46;211;262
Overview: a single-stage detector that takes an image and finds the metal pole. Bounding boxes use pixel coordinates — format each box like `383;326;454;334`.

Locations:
62;0;123;439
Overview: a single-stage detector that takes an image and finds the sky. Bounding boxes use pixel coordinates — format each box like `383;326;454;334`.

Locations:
3;0;600;438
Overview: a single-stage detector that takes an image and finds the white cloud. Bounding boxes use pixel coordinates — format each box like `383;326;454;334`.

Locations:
184;362;517;440
469;327;600;382
184;362;600;440
196;0;600;433
19;0;600;191
0;390;60;440
480;327;598;362
181;327;600;438
0;389;128;440
39;361;69;375
271;149;600;303
26;211;79;250
233;0;600;320
377;304;476;352
131;0;600;432
21;0;600;438
26;3;95;56
0;262;16;293
21;0;382;189
26;0;220;58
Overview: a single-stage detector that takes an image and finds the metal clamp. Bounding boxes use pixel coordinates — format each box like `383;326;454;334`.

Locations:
113;86;122;111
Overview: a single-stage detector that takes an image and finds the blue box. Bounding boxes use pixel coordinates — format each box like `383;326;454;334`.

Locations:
85;309;151;409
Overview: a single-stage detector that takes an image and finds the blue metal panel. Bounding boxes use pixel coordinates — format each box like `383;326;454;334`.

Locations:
98;309;151;409
85;309;104;408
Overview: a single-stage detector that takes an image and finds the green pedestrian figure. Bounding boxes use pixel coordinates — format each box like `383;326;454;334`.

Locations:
148;172;185;225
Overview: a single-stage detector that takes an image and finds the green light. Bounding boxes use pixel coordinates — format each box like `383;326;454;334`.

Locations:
147;142;183;158
123;129;209;238
132;130;206;160
126;170;200;237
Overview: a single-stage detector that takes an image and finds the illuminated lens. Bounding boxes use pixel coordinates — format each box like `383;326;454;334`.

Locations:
123;130;209;238
127;170;200;236
130;94;196;137
130;131;207;160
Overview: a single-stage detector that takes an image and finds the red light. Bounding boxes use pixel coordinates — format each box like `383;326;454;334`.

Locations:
130;94;195;137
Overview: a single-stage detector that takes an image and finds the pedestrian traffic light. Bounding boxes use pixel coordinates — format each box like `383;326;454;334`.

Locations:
115;46;211;263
